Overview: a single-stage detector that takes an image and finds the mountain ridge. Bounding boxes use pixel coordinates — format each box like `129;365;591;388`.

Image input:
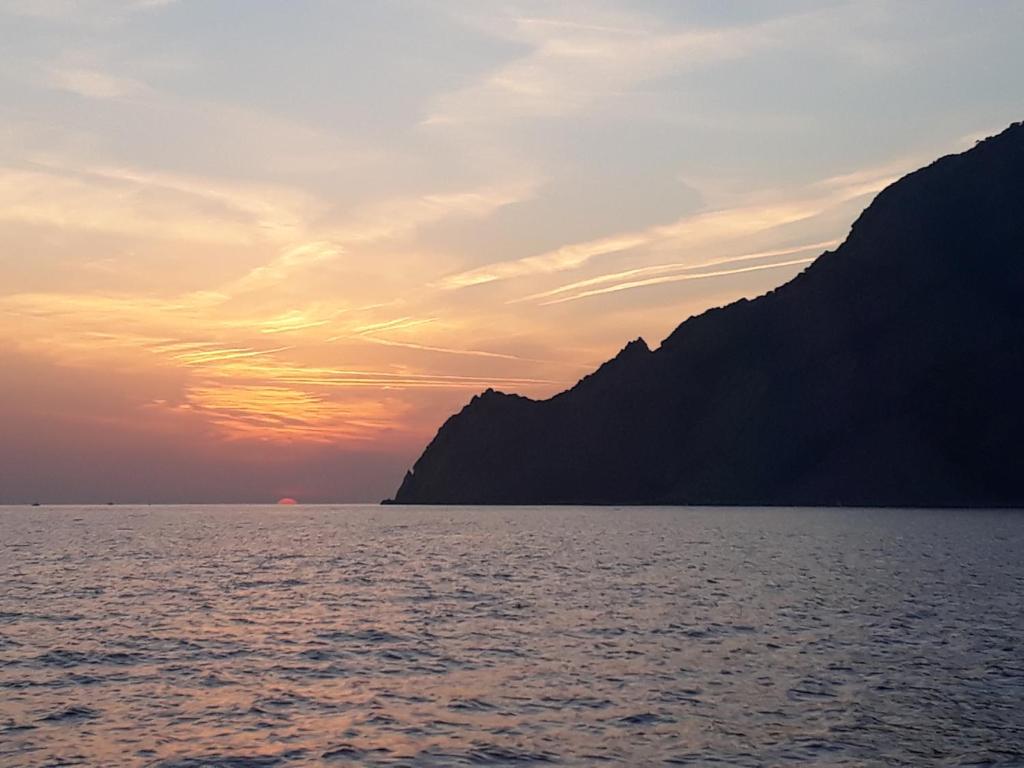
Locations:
387;122;1024;507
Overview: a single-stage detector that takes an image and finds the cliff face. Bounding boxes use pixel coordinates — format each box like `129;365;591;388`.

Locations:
389;122;1024;507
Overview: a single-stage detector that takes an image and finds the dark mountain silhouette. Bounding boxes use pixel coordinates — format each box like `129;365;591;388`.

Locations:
388;122;1024;507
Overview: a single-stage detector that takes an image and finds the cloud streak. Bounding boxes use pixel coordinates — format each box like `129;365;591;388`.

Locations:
436;201;820;290
437;166;899;292
358;336;553;364
0;161;315;245
47;66;146;99
539;256;817;305
426;8;776;125
515;239;839;304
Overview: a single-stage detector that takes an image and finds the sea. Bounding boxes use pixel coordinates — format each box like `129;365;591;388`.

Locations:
1;505;1022;767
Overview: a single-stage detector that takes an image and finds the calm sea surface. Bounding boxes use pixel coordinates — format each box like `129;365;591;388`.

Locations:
1;505;1022;767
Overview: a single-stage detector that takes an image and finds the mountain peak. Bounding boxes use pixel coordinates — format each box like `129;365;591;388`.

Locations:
389;122;1024;507
620;337;650;356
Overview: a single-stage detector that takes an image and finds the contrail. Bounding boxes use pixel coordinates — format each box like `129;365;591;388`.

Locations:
542;256;817;305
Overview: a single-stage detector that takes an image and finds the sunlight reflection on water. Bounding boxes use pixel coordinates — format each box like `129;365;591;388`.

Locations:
1;505;1023;766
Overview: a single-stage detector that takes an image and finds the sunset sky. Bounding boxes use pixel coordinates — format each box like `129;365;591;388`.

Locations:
2;1;1022;503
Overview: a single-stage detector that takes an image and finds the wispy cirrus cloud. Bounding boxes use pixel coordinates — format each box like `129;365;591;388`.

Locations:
540;255;818;305
0;160;317;245
179;384;408;444
0;152;535;301
350;317;438;336
325;180;539;245
437;164;902;292
225;179;536;296
425;9;776;125
514;239;840;305
227;242;342;294
168;345;294;366
357;336;554;365
255;310;332;336
47;66;146;99
435;200;819;290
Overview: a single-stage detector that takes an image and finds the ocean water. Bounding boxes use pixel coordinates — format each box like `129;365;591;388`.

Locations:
1;506;1022;767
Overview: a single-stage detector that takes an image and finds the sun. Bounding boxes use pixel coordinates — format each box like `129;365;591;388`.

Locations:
277;497;298;505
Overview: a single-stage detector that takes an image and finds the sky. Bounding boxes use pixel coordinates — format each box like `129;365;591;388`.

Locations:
1;0;1022;503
